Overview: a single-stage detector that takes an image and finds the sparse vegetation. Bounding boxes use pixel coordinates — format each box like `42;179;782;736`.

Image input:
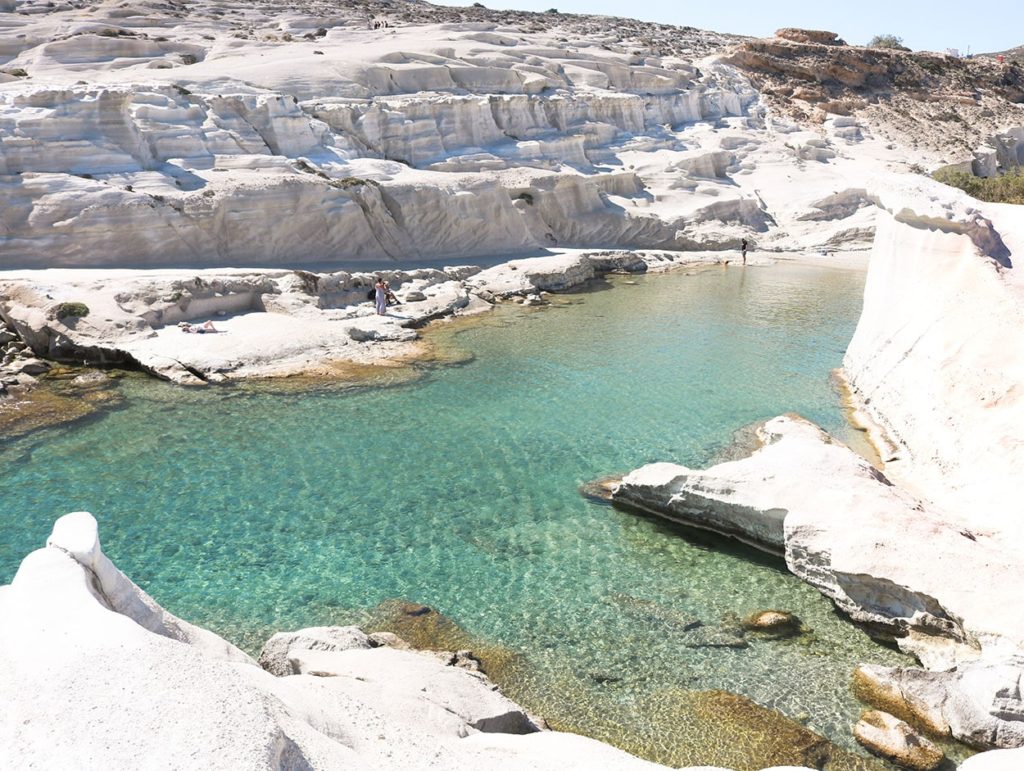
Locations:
867;34;909;51
329;177;378;190
53;302;90;321
933;168;1024;205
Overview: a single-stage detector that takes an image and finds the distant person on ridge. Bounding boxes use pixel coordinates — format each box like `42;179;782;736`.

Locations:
741;238;749;265
374;277;388;316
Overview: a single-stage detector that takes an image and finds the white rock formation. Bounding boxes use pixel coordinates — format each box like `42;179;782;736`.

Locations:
845;179;1024;534
613;415;1024;751
959;748;1024;770
0;511;697;771
0;249;717;382
5;0;987;269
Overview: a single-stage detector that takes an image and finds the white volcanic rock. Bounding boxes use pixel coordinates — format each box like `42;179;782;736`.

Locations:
845;179;1024;534
854;661;1024;751
612;415;1024;750
258;626;373;676
0;250;720;381
0;0;969;269
959;748;1024;770
0;511;692;771
289;647;540;735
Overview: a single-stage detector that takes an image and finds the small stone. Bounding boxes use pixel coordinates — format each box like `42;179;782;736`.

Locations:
402;290;426;302
854;710;944;770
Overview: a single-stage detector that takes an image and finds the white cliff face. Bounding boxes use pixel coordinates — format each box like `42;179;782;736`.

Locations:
0;0;967;268
0;512;690;771
844;180;1024;533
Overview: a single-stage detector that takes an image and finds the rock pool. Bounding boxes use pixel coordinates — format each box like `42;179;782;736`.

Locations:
0;262;914;769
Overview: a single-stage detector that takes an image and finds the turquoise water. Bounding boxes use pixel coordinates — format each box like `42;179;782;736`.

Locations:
0;264;912;769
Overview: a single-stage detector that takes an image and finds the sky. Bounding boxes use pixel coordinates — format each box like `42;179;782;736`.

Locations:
441;0;1021;54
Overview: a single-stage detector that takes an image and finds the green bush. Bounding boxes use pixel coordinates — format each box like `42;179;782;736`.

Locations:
53;302;90;321
868;34;909;51
933;167;1024;205
329;177;378;189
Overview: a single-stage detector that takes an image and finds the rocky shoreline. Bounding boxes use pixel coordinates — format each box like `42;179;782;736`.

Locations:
0;249;730;389
1;512;679;770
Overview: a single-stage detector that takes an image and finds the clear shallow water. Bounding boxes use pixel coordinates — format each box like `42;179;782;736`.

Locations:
1;264;913;769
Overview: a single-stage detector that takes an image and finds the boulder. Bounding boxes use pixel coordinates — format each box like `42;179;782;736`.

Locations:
258;626;372;676
290;646;541;735
774;28;847;46
854;661;1024;750
443;265;482;280
853;710;944;770
17;358;51;376
959;748;1024;770
367;631;412;650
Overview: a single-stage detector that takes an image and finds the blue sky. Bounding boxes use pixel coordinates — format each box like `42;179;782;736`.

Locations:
441;0;1021;54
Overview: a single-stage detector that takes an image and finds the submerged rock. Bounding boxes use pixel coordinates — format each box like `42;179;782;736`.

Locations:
636;689;872;770
364;599;523;682
607;593;703;633
681;627;749;650
743;610;802;638
579;475;622;503
853;710;944;770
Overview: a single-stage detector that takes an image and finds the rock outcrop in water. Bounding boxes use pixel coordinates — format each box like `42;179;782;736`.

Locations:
613;411;1024;754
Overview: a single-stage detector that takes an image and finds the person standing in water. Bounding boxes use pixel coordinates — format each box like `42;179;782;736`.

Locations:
741;238;749;265
374;277;388;315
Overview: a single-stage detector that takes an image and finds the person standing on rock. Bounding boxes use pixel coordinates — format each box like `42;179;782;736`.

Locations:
374;277;388;316
741;238;749;265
